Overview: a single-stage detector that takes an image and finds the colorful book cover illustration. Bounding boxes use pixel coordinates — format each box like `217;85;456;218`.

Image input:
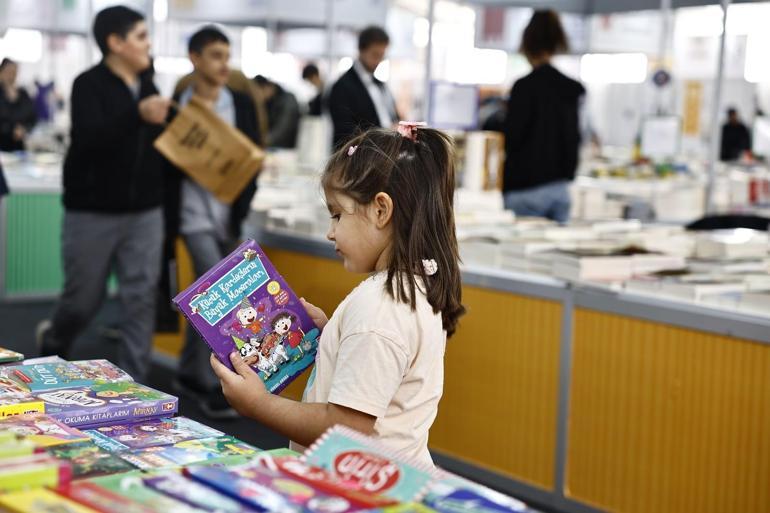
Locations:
119;436;259;469
47;442;136;478
0;346;24;364
184;465;301;512
143;471;251;513
0;413;90;447
85;473;210;513
172;240;321;394
423;472;529;513
0;396;45;418
32;382;178;428
85;416;223;452
303;426;438;503
0;488;99;513
57;481;157;513
272;457;398;509
3;360;132;393
226;460;359;513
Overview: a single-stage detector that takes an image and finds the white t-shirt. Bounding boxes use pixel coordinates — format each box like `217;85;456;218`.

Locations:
300;272;446;466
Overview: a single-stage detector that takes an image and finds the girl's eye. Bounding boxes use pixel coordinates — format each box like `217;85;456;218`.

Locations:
330;214;341;221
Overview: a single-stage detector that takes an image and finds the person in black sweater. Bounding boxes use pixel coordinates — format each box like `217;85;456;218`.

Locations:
720;107;751;161
164;26;262;419
328;26;399;148
0;58;38;151
253;75;299;148
37;6;171;382
503;10;585;223
302;63;324;117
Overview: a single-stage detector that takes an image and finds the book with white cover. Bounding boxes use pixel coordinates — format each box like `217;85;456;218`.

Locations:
739;291;770;316
659;275;747;301
694;229;769;260
548;250;635;282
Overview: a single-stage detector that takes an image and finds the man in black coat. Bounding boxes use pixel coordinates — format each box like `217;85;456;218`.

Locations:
720;108;751;161
328;26;399;148
164;26;262;419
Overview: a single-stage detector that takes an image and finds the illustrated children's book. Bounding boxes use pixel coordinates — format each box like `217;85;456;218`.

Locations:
143;471;251;513
0;346;23;364
84;416;223;452
47;442;136;478
303;426;438;503
32;382;178;429
225;460;361;513
0;376;44;417
0;488;99;513
184;465;301;512
3;360;132;393
0;413;90;447
173;240;321;394
85;472;210;513
119;436;260;470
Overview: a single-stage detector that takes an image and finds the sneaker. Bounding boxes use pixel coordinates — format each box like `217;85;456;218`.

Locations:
199;393;239;420
35;320;61;357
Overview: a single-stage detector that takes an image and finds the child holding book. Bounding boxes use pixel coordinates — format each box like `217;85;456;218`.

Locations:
211;123;465;466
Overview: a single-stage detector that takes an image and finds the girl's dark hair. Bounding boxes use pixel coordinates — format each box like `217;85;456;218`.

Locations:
322;128;466;337
0;58;15;71
520;10;568;59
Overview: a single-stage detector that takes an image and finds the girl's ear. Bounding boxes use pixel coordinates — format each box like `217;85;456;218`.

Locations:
372;192;394;229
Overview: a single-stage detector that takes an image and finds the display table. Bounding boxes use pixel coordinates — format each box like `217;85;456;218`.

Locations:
172;228;768;513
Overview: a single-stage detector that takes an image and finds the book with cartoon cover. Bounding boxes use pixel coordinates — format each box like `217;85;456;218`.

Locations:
0;346;23;364
3;360;131;393
184;465;301;512
303;425;438;503
32;382;178;429
0;453;72;492
143;471;251;512
172;240;321;394
0;413;90;447
85;416;223;452
47;442;136;478
86;472;210;513
119;436;259;469
57;481;157;513
0;376;44;417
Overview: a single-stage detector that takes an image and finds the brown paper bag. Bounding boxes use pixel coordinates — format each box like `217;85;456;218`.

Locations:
154;95;265;204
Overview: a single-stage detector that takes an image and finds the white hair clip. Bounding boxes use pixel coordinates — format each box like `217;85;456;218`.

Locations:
422;259;438;276
347;145;358;157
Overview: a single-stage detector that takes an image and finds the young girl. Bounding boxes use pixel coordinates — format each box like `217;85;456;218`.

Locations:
210;123;465;466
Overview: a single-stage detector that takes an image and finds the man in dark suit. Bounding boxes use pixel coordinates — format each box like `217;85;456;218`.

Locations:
328;26;398;148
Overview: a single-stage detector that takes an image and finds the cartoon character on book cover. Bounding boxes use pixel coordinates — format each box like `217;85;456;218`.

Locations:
174;241;321;393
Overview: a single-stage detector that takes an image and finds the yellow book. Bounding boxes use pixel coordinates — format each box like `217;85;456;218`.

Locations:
0;488;98;513
0;401;45;418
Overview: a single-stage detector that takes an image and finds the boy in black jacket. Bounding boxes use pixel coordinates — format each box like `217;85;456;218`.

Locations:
37;6;170;381
165;26;261;419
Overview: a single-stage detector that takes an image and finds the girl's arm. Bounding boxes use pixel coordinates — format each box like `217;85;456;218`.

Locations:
210;353;374;446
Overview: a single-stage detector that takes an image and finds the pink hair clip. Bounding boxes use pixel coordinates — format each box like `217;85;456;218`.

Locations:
347;145;358;157
397;121;427;142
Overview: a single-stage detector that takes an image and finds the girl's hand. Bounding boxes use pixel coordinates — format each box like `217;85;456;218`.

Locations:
209;352;267;418
300;297;328;329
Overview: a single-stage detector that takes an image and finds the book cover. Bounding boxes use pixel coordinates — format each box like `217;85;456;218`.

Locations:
303;425;438;503
82;473;209;513
0;454;72;492
32;382;178;429
119;436;259;470
47;442;136;479
85;416;223;452
57;481;157;513
225;461;360;513
172;240;321;394
143;471;250;513
0;346;23;364
0;488;99;513
0;413;90;447
423;471;529;513
3;360;132;393
272;457;398;510
184;465;301;512
0;396;45;418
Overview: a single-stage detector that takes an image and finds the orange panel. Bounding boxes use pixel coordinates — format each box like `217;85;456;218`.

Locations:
430;286;562;490
568;308;770;513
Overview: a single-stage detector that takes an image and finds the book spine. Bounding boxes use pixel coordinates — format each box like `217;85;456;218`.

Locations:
51;397;178;429
0;401;45;417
